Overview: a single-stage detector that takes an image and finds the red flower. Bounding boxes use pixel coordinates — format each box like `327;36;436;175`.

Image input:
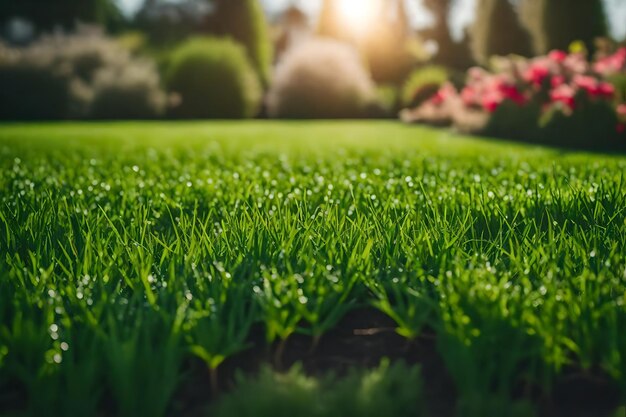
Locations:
551;75;565;88
482;90;504;112
480;82;526;112
617;123;626;134
597;82;615;99
617;104;626;118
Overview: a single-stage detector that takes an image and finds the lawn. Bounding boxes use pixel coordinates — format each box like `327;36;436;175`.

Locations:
1;121;625;417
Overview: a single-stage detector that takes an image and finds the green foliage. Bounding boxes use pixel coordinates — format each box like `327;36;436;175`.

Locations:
375;85;400;116
401;65;449;108
471;0;533;63
482;99;542;142
166;37;261;119
0;0;123;32
214;360;424;417
210;0;273;87
0;58;74;120
608;74;626;103
520;0;608;54
537;95;621;150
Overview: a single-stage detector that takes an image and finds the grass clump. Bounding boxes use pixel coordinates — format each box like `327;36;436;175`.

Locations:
215;360;423;417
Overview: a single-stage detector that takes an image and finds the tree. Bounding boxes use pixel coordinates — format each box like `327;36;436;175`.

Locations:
470;0;533;64
0;0;123;33
418;0;475;70
209;0;273;87
520;0;608;54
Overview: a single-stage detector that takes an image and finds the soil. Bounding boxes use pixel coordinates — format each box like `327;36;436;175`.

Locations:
1;308;622;416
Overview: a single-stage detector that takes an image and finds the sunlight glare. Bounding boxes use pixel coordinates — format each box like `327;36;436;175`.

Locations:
336;0;382;36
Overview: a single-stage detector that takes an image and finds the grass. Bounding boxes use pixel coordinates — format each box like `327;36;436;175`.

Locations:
1;121;625;416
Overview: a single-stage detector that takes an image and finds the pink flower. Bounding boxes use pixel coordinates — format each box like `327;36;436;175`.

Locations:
480;81;526;112
550;84;576;110
572;75;615;99
461;86;479;106
594;48;626;75
617;104;626;118
524;63;550;87
482;90;504;112
548;50;568;63
563;53;589;75
573;75;598;92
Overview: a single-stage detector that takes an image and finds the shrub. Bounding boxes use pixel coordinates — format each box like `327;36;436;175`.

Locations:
0;30;166;120
209;0;273;87
267;38;376;119
166;37;261;119
402;49;626;150
90;61;166;119
0;43;75;120
401;65;449;108
538;94;621;149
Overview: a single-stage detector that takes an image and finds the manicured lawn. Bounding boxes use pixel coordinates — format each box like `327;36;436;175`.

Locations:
1;121;625;417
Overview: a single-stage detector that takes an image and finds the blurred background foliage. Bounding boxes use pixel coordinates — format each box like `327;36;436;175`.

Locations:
0;0;624;125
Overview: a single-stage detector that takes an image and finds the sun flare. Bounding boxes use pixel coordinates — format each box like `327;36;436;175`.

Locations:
336;0;382;36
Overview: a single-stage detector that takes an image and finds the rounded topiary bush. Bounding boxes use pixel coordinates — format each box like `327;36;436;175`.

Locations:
267;38;376;119
166;37;261;119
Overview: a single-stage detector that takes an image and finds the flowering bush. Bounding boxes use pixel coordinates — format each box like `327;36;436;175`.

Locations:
402;47;626;150
0;29;166;120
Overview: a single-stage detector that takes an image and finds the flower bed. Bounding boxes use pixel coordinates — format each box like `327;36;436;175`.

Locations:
402;48;626;150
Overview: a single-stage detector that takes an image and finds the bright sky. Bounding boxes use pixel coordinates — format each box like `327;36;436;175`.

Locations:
116;0;626;40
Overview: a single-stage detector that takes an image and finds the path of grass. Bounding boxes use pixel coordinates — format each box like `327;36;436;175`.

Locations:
1;121;625;417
